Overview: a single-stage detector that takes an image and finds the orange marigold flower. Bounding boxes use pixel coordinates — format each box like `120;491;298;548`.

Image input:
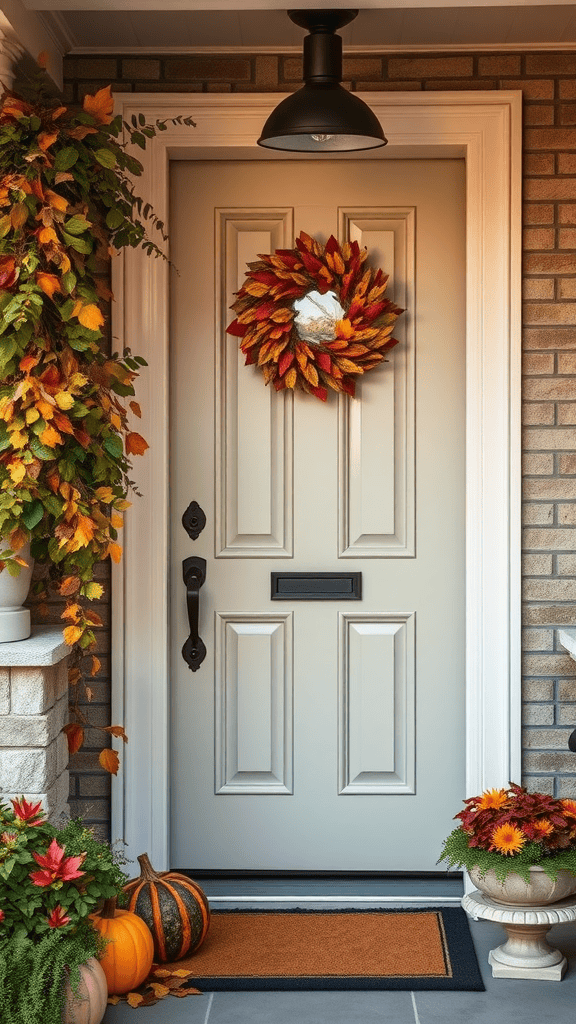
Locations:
532;818;554;838
477;788;510;811
561;799;576;819
490;823;526;856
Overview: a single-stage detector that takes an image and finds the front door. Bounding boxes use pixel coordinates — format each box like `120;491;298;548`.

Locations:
169;157;465;871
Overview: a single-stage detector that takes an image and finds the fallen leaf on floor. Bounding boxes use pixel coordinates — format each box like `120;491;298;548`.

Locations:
106;963;203;1006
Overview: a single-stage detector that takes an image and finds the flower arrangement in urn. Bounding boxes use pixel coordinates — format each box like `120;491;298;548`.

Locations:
439;783;576;904
0;795;128;1024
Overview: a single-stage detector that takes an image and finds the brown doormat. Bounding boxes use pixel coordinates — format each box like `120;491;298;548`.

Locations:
178;908;484;991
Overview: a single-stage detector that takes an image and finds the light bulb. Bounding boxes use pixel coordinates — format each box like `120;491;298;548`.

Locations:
311;134;334;143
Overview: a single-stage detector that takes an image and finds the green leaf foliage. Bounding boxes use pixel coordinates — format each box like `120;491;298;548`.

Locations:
438;825;576;883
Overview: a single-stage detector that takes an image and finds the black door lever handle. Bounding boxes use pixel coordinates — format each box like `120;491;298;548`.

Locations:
182;556;207;671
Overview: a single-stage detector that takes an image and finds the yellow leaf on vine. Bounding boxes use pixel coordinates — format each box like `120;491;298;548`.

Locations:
71;515;96;549
85;583;104;601
54;391;74;410
61;603;81;622
8;459;25;484
83;85;114;126
36;272;61;297
38;132;58;151
9;528;27;552
77;304;105;331
38;226;58;245
10;203;27;229
285;367;297;389
110;514;123;529
45;189;68;212
91;655;101;676
9;430;27;449
107;542;122;564
63;625;83;646
95;486;114;503
39;423;62;448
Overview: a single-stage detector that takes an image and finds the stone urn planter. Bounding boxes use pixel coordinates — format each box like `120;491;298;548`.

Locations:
0;540;33;642
469;864;576;905
62;957;108;1024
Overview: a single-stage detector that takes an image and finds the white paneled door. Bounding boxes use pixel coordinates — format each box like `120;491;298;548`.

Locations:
169;159;465;871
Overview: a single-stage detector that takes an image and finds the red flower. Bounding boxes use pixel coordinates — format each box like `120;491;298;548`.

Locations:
29;838;85;887
0;908;4;923
47;905;70;928
11;797;45;824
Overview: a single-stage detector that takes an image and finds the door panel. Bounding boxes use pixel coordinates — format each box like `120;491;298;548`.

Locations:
338;208;414;556
215;209;294;557
169;158;465;871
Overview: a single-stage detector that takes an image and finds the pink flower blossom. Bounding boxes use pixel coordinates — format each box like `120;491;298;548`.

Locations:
0;909;4;923
11;797;45;824
29;838;85;887
47;905;70;928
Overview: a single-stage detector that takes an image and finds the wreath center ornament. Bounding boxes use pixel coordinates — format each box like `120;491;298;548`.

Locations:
226;231;405;401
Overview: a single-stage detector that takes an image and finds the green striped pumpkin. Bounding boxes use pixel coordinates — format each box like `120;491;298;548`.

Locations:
123;853;210;962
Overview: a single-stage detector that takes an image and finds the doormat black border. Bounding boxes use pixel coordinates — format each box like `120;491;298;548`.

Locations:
182;906;485;992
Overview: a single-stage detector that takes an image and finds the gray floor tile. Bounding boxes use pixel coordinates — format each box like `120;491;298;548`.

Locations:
413;919;576;1024
208;989;415;1024
103;992;211;1024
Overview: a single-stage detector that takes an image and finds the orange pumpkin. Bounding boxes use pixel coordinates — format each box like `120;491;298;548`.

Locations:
90;897;154;995
123;853;210;962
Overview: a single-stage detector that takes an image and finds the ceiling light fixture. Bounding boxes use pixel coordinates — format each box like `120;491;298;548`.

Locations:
257;9;387;153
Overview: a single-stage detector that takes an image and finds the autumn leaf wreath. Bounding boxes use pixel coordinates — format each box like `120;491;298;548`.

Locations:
227;231;404;401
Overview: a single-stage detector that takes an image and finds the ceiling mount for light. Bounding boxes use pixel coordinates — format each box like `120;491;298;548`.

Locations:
257;9;387;153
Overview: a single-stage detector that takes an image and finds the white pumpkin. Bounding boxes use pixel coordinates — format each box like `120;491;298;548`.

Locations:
61;957;108;1024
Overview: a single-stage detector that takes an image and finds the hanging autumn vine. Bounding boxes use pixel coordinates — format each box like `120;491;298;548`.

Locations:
227;231;404;401
0;75;194;771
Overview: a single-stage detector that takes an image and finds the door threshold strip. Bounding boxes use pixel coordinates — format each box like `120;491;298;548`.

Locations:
207;895;463;903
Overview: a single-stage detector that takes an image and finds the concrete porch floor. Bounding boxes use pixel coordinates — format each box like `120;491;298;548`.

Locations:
102;903;576;1024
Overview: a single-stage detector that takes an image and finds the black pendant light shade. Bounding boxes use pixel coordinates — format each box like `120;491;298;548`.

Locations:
258;10;387;153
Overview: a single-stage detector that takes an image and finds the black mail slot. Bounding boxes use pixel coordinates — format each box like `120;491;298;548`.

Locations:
271;572;362;601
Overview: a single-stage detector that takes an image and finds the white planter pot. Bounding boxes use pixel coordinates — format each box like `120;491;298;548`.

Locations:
469;863;576;905
0;540;34;642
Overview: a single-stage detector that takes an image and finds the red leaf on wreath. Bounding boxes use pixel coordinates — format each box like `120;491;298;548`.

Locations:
316;352;332;373
311;385;328;401
279;350;295;377
295;232;315;253
325;235;339;254
298;250;324;275
253;301;276;321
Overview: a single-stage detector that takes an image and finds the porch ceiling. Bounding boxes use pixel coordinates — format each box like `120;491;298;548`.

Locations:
26;3;576;53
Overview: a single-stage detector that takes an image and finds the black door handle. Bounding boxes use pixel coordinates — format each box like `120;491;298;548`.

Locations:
182;556;207;671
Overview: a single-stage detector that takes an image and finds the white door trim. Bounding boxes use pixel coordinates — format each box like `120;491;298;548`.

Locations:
111;91;522;868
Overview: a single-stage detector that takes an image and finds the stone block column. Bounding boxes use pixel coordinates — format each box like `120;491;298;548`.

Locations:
0;626;70;822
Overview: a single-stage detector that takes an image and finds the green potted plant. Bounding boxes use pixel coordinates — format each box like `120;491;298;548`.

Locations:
0;795;129;1023
439;782;576;904
0;73;193;769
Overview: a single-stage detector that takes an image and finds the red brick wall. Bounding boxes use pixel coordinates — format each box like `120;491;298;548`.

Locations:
62;49;576;840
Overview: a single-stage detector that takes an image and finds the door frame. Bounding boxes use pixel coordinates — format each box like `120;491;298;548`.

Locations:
111;91;522;868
